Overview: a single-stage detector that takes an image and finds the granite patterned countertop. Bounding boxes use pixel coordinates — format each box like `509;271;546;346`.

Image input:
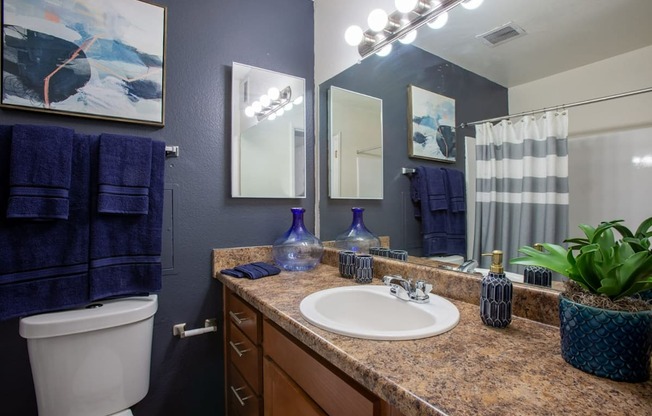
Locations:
213;247;652;416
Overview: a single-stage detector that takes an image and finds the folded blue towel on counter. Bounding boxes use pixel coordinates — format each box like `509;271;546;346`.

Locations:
221;262;281;279
89;137;165;300
0;129;91;320
97;133;152;215
6;124;74;220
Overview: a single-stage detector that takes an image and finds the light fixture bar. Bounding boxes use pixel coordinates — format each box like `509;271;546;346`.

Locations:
358;0;465;60
256;86;292;121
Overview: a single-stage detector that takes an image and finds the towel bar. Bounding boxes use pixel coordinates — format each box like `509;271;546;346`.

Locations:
165;145;179;158
402;167;416;175
173;318;218;338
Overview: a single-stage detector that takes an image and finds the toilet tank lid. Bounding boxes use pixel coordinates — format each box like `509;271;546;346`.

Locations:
19;295;158;339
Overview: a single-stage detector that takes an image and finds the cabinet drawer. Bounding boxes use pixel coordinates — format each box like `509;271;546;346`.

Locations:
227;363;261;416
264;356;327;416
263;319;379;416
227;291;260;344
229;322;262;394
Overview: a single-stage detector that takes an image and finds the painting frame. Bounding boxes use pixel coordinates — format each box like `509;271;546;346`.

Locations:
407;85;456;163
1;0;167;126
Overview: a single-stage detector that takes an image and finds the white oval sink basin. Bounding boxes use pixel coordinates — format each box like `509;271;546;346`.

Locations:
299;285;460;340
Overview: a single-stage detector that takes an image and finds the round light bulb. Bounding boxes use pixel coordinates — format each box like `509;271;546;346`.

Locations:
376;43;392;57
399;30;417;44
260;94;270;107
293;96;303;105
344;25;364;46
267;87;280;100
268;113;277;121
461;0;484;10
276;108;285;117
395;0;418;14
285;102;293;111
244;106;255;118
368;9;388;32
427;12;448;29
251;101;262;112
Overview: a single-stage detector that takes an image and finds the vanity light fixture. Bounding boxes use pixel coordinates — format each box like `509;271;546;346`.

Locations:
345;0;483;60
244;86;293;122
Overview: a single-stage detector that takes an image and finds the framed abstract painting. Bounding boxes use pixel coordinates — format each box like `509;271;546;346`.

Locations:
1;0;166;125
407;85;456;162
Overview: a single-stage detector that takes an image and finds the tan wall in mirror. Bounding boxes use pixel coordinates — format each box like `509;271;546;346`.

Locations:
508;45;652;137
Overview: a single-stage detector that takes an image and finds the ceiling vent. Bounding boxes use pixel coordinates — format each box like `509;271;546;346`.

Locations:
476;22;526;47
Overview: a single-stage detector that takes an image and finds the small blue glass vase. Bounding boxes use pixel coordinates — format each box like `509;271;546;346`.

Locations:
272;208;323;271
334;207;381;254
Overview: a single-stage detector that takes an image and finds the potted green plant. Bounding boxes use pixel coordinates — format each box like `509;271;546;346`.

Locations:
510;217;652;382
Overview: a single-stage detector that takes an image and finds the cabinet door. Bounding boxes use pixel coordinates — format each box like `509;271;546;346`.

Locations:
263;357;327;416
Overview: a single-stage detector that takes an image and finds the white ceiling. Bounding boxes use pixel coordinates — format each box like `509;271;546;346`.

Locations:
315;0;652;87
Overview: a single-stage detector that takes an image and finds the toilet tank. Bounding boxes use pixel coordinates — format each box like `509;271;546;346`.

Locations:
19;295;158;416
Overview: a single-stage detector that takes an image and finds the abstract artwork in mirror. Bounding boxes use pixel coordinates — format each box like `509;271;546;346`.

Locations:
231;63;306;198
328;86;383;199
408;85;456;162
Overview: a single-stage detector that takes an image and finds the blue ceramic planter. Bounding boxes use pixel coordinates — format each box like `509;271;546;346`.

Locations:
559;295;652;382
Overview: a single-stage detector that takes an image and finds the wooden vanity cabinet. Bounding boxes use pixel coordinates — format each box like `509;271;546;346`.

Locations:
223;287;404;416
225;289;263;416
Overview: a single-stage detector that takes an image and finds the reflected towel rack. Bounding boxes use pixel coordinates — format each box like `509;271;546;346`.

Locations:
402;167;416;175
165;145;179;158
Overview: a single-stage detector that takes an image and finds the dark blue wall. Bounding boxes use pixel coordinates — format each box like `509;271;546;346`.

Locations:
0;0;314;415
319;43;508;254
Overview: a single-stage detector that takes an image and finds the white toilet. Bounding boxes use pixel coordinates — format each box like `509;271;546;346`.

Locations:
19;295;158;416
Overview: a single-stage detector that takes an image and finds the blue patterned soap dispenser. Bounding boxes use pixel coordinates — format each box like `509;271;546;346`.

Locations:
523;243;553;287
480;250;512;328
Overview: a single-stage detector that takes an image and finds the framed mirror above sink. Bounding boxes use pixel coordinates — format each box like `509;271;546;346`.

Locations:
328;86;383;199
231;62;306;198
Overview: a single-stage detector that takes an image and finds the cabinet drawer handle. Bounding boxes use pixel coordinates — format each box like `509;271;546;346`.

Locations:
230;385;252;407
229;341;251;357
229;311;250;325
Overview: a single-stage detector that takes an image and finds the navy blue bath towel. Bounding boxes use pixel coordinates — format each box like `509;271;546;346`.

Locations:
411;166;466;257
89;137;165;300
0;128;91;320
6;124;74;220
97;133;152;215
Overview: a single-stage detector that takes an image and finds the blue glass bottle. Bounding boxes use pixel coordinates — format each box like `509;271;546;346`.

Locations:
480;250;512;328
334;207;381;254
272;207;323;271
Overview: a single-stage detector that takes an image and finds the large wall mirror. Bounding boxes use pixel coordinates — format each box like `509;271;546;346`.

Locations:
316;0;652;290
231;63;306;198
329;86;383;199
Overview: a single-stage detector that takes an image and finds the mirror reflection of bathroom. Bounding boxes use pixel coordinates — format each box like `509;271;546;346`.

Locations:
317;0;652;291
231;62;306;198
328;86;383;199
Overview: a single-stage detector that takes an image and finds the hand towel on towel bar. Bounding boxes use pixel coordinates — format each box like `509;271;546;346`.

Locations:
89;137;165;300
0;128;91;320
97;133;152;215
6;124;74;220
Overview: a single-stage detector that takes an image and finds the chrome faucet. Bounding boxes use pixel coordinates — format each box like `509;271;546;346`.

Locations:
457;259;478;273
382;275;433;303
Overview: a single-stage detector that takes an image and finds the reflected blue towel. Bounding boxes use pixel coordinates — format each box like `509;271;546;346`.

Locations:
6;125;74;220
221;262;281;279
0;129;91;320
446;169;466;213
89;138;164;300
98;133;152;215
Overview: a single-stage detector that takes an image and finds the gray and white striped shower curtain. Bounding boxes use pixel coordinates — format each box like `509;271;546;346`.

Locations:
473;111;569;272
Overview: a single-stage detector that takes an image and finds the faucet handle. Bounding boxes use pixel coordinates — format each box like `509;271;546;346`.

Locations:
411;280;433;303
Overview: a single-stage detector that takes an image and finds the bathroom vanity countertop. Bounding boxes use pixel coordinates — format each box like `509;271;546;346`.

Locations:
213;252;652;416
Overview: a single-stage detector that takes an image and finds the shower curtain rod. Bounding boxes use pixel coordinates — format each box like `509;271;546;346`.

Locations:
458;86;652;128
